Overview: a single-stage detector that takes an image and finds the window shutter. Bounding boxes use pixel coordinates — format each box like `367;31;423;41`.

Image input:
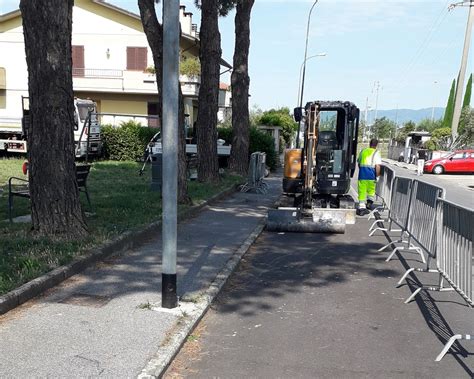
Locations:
72;45;84;77
127;47;147;71
137;47;147;71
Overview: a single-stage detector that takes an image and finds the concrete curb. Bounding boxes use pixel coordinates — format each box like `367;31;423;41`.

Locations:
138;218;267;378
0;183;240;316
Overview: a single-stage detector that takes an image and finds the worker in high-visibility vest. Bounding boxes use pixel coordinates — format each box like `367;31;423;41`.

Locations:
357;138;382;216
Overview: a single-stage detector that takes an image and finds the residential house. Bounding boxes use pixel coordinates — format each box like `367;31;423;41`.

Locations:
0;0;231;130
218;82;232;123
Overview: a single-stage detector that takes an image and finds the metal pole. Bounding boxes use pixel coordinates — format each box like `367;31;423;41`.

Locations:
451;0;473;140
297;53;326;107
373;81;380;122
162;0;179;309
364;96;369;141
296;0;319;148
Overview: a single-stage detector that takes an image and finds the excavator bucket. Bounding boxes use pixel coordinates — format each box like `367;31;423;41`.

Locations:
266;208;354;233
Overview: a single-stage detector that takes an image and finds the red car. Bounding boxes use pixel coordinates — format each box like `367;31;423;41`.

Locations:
424;150;474;174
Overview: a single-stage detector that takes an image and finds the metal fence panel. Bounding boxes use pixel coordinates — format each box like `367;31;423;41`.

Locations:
407;180;445;256
240;152;268;194
383;166;395;210
389;177;413;230
436;199;473;306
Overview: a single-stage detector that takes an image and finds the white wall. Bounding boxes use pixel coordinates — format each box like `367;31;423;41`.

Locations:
72;7;151;72
0;3;200;127
0;24;28;124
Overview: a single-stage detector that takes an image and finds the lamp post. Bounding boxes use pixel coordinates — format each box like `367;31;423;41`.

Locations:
296;53;327;107
296;0;319;148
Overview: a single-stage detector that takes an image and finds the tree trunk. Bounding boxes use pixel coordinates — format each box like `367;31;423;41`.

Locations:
196;0;221;183
228;0;254;176
138;0;191;204
20;0;87;239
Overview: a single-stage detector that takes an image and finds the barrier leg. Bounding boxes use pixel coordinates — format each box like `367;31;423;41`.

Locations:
369;219;385;231
435;334;468;362
368;206;384;220
397;268;439;287
397;268;415;286
404;287;423;303
388;246;425;264
378;238;406;252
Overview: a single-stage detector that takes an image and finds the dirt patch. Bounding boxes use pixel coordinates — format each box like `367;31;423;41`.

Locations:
163;321;208;378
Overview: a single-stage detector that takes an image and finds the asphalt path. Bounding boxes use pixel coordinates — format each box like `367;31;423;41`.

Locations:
165;217;473;378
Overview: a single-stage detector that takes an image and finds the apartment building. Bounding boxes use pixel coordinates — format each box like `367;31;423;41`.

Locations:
0;0;231;129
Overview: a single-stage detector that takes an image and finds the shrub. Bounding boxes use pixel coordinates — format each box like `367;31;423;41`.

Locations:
217;126;232;144
257;108;298;148
250;127;277;170
217;126;277;170
101;121;157;161
180;56;201;77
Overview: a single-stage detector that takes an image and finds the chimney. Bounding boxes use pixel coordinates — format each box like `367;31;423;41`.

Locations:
179;5;193;36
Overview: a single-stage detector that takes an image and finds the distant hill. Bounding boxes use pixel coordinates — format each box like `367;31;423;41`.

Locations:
367;107;445;125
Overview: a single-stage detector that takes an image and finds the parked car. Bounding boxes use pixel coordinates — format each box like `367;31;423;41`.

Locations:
423;149;474;174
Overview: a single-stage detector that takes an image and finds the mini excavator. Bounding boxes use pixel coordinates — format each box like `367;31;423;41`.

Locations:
267;101;360;233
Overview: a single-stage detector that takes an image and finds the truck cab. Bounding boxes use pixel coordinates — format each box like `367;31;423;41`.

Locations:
11;96;102;158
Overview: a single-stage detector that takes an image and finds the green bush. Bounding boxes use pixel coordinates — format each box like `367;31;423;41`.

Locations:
180;56;201;77
217;126;277;170
101;121;158;161
217;126;232;144
257;108;298;148
250;127;277;170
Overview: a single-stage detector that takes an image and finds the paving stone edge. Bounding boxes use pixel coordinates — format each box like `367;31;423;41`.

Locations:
0;183;241;315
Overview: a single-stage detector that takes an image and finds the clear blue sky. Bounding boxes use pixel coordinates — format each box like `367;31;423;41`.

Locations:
2;0;472;112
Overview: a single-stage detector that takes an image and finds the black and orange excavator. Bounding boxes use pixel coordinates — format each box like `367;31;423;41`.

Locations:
267;100;360;233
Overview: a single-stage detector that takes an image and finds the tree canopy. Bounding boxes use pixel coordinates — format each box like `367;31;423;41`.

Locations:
257;107;298;147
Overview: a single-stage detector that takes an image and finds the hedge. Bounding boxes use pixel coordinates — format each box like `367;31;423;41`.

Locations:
101;121;158;161
217;126;277;170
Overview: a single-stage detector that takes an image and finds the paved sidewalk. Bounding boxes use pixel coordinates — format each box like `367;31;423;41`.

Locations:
0;174;282;377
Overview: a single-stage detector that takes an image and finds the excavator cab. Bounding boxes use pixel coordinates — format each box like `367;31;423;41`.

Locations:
267;101;360;233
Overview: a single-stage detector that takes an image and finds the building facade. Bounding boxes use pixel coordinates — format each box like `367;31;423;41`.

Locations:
0;0;231;130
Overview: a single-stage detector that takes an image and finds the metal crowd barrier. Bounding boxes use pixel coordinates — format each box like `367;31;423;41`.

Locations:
369;177;414;255
365;168;472;361
240;152;268;194
434;199;472;361
388;181;445;287
368;165;396;225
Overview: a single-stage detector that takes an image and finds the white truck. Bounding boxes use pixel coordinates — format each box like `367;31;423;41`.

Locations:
0;97;102;158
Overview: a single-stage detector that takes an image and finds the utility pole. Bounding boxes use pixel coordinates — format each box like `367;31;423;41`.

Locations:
450;0;473;140
363;96;370;141
373;81;381;122
162;0;179;309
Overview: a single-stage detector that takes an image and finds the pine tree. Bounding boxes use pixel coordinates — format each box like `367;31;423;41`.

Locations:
443;78;456;128
20;0;88;238
463;73;472;108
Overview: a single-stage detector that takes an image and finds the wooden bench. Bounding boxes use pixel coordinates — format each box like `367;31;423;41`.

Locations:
8;164;92;222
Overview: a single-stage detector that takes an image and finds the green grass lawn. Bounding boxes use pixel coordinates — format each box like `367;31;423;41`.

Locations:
0;158;242;295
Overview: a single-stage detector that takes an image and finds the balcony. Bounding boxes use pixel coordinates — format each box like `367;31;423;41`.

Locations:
180;75;200;97
72;68;200;97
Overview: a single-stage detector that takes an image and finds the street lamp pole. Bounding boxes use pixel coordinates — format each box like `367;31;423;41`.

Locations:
161;0;179;309
296;0;319;148
296;53;326;106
